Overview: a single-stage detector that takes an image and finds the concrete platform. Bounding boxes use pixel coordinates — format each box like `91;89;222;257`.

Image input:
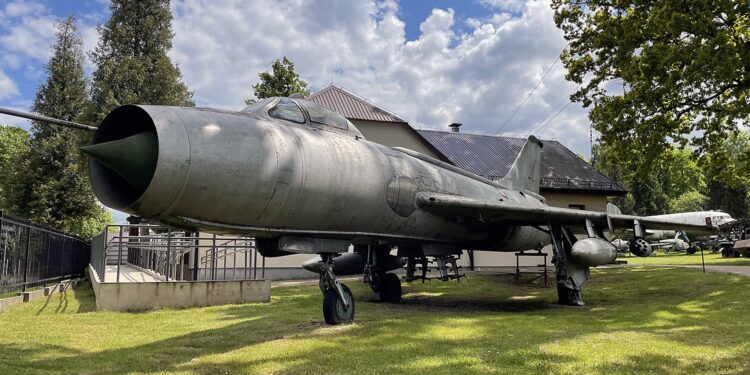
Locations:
103;265;163;283
89;265;270;311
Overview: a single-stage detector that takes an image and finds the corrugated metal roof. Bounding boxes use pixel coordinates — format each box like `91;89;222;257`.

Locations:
417;130;626;194
307;85;407;123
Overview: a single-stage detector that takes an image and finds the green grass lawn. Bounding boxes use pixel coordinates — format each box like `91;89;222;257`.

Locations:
1;268;749;374
619;251;750;266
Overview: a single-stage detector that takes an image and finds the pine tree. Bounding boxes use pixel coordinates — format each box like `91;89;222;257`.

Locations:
86;0;194;124
246;57;310;105
13;17;110;237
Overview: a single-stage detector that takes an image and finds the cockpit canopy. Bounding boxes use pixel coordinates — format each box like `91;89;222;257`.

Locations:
242;97;363;137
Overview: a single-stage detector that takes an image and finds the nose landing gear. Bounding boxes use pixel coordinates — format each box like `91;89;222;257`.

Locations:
319;253;354;325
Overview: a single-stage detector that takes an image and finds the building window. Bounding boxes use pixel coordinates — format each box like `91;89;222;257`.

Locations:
569;204;586;210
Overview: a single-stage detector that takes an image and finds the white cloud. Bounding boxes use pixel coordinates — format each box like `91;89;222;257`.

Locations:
2;1;45;18
480;0;528;13
170;0;592;156
0;69;19;100
0;2;56;63
0;1;100;69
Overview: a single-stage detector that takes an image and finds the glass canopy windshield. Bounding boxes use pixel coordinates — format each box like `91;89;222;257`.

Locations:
240;98;274;113
297;100;349;130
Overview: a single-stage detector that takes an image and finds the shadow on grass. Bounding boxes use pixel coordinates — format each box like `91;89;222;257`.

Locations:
2;268;749;374
33;284;97;316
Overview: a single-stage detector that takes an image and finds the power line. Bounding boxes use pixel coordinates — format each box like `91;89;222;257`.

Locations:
496;57;559;134
529;100;572;136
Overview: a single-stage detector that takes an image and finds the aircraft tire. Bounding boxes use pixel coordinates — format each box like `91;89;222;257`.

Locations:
686;247;697;255
379;272;402;303
323;283;354;325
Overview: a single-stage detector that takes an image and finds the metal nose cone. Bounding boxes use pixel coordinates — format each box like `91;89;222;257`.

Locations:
302;256;324;274
81;131;158;192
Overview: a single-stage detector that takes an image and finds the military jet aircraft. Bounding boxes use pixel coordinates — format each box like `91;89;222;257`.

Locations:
0;98;716;325
613;211;735;254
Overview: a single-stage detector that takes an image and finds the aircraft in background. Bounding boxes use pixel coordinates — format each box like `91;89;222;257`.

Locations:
1;98;716;325
613;211;735;255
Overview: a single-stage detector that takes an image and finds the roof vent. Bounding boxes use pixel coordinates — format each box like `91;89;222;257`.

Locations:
449;122;462;132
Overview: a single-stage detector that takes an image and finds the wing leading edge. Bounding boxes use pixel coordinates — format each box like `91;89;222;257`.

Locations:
415;192;715;233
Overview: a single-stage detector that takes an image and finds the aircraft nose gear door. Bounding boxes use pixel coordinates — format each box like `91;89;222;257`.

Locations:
319;253;355;325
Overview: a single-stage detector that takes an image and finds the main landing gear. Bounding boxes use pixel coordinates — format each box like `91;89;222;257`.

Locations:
549;224;587;306
363;245;402;303
319;253;354;325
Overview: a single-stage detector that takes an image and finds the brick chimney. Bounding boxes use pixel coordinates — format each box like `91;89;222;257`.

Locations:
449;122;462;133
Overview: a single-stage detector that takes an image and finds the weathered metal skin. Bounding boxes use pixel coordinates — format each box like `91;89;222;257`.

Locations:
89;101;548;251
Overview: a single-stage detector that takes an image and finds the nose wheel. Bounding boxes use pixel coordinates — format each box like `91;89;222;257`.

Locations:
323;283;354;325
319;253;355;325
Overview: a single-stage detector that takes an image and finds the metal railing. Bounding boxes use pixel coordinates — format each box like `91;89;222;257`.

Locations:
91;224;264;282
0;211;90;293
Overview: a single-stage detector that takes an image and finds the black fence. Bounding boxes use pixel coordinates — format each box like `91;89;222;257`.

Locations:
0;212;91;294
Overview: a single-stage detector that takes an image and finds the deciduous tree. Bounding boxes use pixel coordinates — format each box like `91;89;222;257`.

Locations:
552;0;750;185
0;126;29;211
246;57;310;104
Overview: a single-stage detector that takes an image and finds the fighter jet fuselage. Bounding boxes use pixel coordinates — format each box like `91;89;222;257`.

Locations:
86;99;548;252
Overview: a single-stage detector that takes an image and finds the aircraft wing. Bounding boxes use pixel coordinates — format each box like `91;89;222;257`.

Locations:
415;192;714;233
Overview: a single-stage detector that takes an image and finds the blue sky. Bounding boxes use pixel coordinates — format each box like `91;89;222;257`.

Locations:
0;0;590;223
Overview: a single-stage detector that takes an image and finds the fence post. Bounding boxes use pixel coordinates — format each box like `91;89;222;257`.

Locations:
117;226;123;283
102;226;108;282
43;231;50;286
0;211;5;277
166;228;172;281
70;234;76;278
193;232;199;281
253;247;258;279
211;234;217;280
21;223;31;292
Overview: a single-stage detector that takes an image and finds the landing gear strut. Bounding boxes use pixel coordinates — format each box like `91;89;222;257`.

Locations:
319;253;354;325
549;223;587;306
363;245;402;303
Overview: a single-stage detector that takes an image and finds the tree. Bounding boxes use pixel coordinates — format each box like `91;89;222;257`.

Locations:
86;0;194;124
670;191;708;213
12;17;109;237
705;132;750;218
707;168;749;218
0;126;30;211
552;1;750;184
592;142;669;215
246;57;310;105
592;142;706;215
68;207;112;239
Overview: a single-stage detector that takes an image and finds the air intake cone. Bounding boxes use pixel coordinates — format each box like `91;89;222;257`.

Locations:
81;131;158;192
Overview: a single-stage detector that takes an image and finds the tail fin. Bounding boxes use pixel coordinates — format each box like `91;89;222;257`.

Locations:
499;135;543;193
606;203;622;215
